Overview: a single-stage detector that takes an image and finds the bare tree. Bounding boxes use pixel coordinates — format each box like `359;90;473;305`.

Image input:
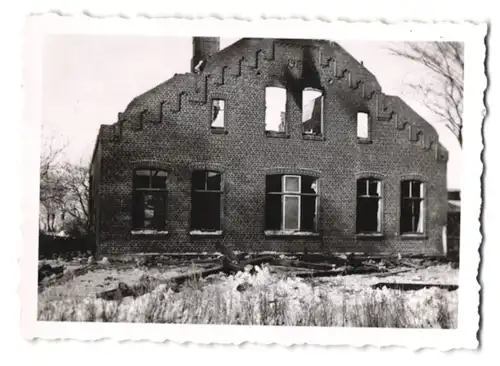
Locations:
387;42;464;147
60;161;91;236
39;182;66;232
39;131;67;233
40;133;64;181
39;126;92;236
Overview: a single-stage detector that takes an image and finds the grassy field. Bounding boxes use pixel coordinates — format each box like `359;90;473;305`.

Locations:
38;261;458;328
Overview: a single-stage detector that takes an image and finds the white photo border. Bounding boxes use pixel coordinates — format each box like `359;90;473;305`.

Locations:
20;15;486;350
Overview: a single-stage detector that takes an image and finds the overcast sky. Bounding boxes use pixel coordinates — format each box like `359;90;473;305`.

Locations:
42;36;462;190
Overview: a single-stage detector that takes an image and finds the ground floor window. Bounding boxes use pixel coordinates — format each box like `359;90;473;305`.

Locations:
191;170;223;231
356;178;382;233
132;169;168;230
265;174;319;232
400;179;425;234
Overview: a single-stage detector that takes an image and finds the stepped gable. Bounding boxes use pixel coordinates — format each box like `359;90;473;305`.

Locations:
105;38;447;162
375;93;448;162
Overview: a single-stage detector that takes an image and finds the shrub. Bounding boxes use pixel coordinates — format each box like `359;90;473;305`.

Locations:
38;232;96;259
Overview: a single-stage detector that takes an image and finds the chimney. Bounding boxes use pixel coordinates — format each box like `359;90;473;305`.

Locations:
191;37;220;73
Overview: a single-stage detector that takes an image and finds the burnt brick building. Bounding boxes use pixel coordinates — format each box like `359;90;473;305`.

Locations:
89;37;449;256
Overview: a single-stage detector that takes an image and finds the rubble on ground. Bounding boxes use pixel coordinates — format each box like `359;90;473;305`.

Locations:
38;262;65;283
89;245;459;301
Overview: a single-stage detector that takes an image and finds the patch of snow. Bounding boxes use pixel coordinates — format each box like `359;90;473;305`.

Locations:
131;252;203;256
38;261;459;326
259;251;281;255
56;230;69;237
131;230;169;235
264;230;320;236
189;230;223;236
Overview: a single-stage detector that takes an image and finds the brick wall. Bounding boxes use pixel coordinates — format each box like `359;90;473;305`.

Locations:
91;38;449;256
447;212;460;256
89;131;103;255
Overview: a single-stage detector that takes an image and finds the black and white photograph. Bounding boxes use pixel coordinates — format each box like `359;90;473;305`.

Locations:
21;16;485;348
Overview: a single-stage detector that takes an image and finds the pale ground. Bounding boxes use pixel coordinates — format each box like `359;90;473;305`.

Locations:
38;259;459;328
40;261;208;301
40;258;458;302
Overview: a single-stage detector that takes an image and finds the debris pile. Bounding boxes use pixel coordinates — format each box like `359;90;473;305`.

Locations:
371;282;458;291
38;262;65;283
95;244;458;301
38;257;99;291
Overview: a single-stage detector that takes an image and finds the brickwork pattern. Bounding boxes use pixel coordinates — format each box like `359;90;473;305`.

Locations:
91;38;448;255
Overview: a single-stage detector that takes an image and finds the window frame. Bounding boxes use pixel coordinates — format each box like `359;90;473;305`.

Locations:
131;168;169;234
302;87;324;139
282;175;302;230
265;174;320;236
355;177;384;236
399;179;427;238
190;170;224;235
282;195;301;231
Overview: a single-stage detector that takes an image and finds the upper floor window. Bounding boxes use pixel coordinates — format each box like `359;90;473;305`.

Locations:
357;112;370;140
132;169;168;231
356;178;382;234
265;174;319;233
302;88;323;136
265;86;287;133
211;99;225;129
400;180;425;234
191;170;223;232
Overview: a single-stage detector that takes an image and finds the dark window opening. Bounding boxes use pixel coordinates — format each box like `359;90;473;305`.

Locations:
191;170;223;231
132;169;168;231
265;193;281;230
447;212;461;237
356;178;382;233
448;190;461;201
265;174;319;232
400;180;424;234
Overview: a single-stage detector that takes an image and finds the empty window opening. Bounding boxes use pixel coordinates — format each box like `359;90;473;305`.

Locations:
356;178;382;233
265;87;287;133
400;180;425;234
211;99;225;129
357;112;369;139
265;174;319;232
302;88;323;135
191;170;223;231
132;169;168;231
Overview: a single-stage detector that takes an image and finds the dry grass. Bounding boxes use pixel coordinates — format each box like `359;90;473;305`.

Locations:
38;264;458;328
